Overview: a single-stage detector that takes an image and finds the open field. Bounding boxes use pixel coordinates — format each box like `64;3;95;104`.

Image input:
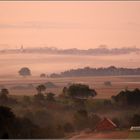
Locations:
0;75;140;99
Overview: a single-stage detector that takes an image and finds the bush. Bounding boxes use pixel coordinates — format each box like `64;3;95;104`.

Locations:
104;81;112;86
74;109;88;130
40;73;46;78
88;113;101;130
34;93;45;104
22;96;32;105
44;82;57;88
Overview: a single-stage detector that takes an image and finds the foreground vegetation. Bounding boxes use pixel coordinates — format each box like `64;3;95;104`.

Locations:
0;83;140;138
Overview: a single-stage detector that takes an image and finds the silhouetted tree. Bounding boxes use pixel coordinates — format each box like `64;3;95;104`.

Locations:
0;106;15;138
112;88;140;106
0;88;17;105
18;67;31;77
64;84;97;98
1;88;9;95
36;84;46;94
0;88;9;104
62;87;68;97
46;92;55;101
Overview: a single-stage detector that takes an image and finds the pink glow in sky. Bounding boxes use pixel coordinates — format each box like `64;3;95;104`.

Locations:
0;1;140;49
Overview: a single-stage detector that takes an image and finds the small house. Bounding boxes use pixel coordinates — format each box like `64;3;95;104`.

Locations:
95;117;117;131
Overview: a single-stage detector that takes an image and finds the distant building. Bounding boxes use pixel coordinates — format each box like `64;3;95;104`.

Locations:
20;45;24;52
130;126;140;131
95;117;117;131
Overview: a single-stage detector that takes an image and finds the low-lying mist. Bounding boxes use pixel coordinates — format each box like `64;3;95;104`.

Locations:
0;53;140;76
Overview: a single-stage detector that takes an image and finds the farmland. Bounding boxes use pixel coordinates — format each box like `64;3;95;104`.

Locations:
1;75;140;99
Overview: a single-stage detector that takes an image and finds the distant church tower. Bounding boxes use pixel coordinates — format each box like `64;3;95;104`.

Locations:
20;45;24;52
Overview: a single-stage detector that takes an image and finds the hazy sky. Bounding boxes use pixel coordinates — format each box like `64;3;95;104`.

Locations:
0;1;140;49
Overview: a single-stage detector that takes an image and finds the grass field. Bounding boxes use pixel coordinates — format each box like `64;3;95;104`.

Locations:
128;131;140;139
0;75;140;99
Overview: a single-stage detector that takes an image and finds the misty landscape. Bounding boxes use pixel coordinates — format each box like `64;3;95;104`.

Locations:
0;1;140;139
0;47;140;77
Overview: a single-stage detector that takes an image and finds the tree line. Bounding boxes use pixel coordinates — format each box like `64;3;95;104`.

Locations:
49;66;140;78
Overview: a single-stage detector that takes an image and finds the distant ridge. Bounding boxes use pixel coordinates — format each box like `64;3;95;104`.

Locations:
49;66;140;78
